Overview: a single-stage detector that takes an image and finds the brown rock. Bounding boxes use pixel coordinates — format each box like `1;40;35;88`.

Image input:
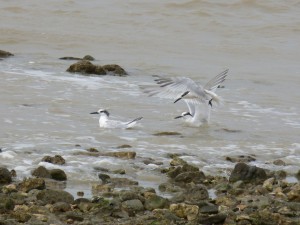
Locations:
102;64;127;76
0;167;12;184
32;166;51;178
18;177;46;192
229;162;267;183
42;155;66;165
0;50;14;58
105;151;136;159
66;60;106;75
49;169;67;181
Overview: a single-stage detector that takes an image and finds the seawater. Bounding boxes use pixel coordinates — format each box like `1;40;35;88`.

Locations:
1;0;299;197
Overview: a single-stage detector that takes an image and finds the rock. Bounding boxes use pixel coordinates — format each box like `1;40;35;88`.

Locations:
170;157;187;166
60;55;94;61
87;147;99;152
116;144;132;149
102;64;127;76
41;155;66;165
0;50;14;58
174;171;206;183
119;190;140;202
109;177;139;187
66;60;106;75
98;173;111;183
17;177;45;192
198;213;227;224
64;211;84;222
121;199;144;216
273;159;286;166
36;189;74;204
31;166;51;178
50;201;71;213
11;211;31;223
180;185;209;204
0;195;15;213
263;177;275;191
144;192;169;211
229;162;267;183
153;131;182;136
112;169;126;174
49;169;67;181
225;155;256;163
199;204;219;214
0;167;12;184
92;184;112;195
169;203;199;221
287;184;300;202
1;184;17;194
159;183;182;193
105;151;136;159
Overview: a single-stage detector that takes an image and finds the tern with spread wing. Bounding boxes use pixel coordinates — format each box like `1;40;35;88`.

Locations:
143;69;229;126
90;109;143;129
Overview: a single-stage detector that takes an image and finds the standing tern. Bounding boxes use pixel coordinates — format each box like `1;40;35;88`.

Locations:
143;69;229;126
90;109;143;129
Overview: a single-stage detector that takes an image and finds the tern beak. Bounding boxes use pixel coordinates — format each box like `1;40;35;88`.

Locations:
174;97;182;103
174;115;183;119
90;112;99;114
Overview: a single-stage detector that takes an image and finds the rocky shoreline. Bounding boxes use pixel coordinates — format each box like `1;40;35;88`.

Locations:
0;151;299;225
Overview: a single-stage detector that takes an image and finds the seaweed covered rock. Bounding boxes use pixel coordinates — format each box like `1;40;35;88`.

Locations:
229;162;267;184
0;167;12;184
0;50;14;58
17;177;45;192
59;55;94;61
102;64;127;76
36;189;74;204
67;60;106;75
42;155;66;165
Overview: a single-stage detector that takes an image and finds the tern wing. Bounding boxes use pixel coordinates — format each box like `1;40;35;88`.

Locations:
143;76;206;102
204;69;229;92
184;100;196;115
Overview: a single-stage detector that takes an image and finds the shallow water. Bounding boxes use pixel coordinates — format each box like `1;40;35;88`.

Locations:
1;0;299;197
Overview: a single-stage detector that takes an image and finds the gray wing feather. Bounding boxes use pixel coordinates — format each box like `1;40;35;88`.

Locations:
204;69;229;92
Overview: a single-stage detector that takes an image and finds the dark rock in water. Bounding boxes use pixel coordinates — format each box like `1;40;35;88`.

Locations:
116;144;132;149
42;155;66;165
17;177;46;192
37;189;74;204
174;171;206;184
105;151;136;159
102;64;127;76
10;169;17;177
225;155;256;163
59;55;94;61
0;50;14;58
87;147;99;152
153;131;182;136
0;167;12;184
229;162;267;183
109;177;139;187
273;159;286;166
31;166;51;178
49;169;67;181
66;60;106;75
199;204;219;214
98;173;111;183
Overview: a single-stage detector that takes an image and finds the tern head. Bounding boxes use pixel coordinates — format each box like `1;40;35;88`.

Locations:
174;111;192;119
90;109;110;117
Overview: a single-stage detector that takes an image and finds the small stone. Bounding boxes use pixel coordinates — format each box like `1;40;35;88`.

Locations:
174;171;206;183
287;183;300;202
77;191;84;197
42;155;66;165
37;189;74;204
67;60;106;75
263;178;275;191
199;204;219;214
82;55;95;61
153;131;182;136
87;147;99;152
273;159;286;166
121;199;144;216
116;144;132;149
92;184;112;194
170;203;199;221
225;155;256;163
170;157;187;166
51;202;71;213
105;151;136;159
144;192;169;210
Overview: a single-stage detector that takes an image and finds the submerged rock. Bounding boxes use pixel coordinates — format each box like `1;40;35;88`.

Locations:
0;167;12;184
102;64;127;76
229;162;267;183
105;151;136;159
67;60;106;75
0;50;14;58
153;131;182;136
49;169;67;181
32;166;51;178
225;155;256;163
59;55;94;61
41;155;66;165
